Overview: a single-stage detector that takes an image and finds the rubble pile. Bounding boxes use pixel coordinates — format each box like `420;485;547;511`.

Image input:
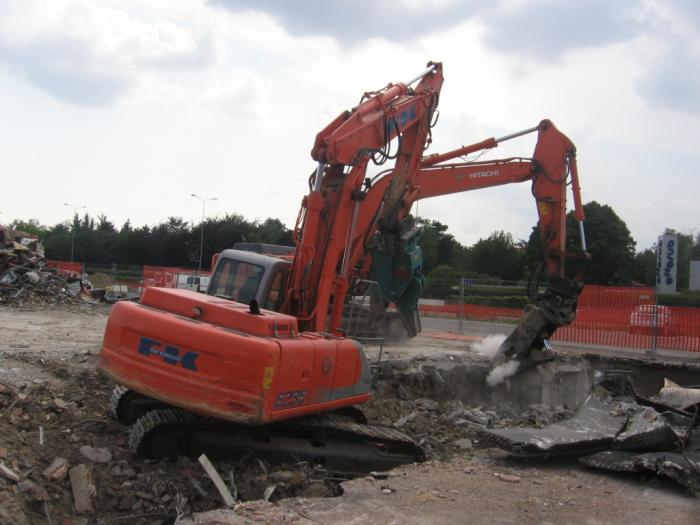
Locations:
369;359;699;492
364;383;573;460
480;374;700;491
0;228;89;307
0;374;338;524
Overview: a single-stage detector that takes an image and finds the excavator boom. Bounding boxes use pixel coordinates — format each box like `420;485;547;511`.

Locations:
285;62;444;335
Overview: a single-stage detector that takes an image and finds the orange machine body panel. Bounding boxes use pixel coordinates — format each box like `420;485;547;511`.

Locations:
98;288;371;425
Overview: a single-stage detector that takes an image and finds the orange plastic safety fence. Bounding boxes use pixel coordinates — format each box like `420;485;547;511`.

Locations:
553;285;700;353
142;265;182;289
419;285;700;353
46;260;83;276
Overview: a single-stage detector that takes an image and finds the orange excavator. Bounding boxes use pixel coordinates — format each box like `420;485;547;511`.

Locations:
99;62;587;468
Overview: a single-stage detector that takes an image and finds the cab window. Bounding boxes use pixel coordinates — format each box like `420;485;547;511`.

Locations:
264;271;286;311
210;259;264;304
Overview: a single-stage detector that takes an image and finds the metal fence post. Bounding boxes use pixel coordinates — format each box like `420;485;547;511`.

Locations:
650;294;659;355
459;277;465;331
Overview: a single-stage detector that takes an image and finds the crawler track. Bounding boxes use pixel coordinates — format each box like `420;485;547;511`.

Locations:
112;385;425;473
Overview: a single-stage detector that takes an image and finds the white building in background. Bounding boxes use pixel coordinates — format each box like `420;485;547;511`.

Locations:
656;233;678;294
690;261;700;292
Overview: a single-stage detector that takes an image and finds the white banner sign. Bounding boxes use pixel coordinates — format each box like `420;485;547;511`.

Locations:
656;233;678;293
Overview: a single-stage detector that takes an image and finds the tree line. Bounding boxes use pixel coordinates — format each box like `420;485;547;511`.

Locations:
11;214;292;270
8;201;699;288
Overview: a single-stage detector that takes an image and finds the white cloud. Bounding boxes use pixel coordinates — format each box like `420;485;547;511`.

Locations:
0;0;217;105
0;0;698;255
198;70;270;119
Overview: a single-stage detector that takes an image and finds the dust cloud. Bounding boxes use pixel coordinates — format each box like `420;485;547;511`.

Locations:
486;360;520;386
472;334;520;386
471;334;507;359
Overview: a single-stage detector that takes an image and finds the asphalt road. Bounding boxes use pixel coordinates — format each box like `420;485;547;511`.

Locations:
421;316;700;364
422;316;513;337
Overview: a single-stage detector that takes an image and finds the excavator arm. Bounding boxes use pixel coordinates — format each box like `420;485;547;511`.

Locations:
351;119;587;363
414;119;586;279
416;120;587;365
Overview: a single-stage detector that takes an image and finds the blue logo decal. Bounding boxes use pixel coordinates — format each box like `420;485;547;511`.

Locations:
137;336;199;371
386;104;418;135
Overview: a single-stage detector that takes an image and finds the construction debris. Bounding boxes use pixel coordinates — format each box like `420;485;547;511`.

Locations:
198;453;236;508
0;462;19;483
579;443;700;491
0;369;336;522
655;378;700;410
480;374;700;490
79;445;112;463
69;464;97;515
17;479;47;503
494;473;521;483
2;303;698;522
43;457;70;482
0;227;92;306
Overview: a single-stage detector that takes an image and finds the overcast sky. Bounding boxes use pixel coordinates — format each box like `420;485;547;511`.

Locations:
1;0;698;251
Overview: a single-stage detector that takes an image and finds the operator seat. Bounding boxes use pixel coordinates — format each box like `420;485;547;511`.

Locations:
238;276;260;305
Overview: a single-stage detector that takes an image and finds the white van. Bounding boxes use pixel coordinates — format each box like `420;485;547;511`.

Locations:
175;273;211;293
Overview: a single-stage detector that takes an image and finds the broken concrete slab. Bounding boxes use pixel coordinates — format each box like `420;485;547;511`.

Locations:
479;393;634;457
17;479;47;502
79;445;111;463
480;373;700;492
43;457;69;482
613;406;677;450
0;462;19;482
655;378;700;411
479;378;677;457
453;438;473;450
580;446;700;491
69;464;96;515
449;407;493;427
22;271;40;285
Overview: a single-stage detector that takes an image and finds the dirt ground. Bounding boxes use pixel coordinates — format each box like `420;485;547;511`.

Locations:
0;306;697;524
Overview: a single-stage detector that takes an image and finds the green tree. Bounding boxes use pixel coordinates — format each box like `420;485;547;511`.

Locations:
423;264;462;299
526;201;635;285
573;202;636;284
632;247;656;286
97;214;116;232
427;264;461;282
467;230;525;281
41;223;71;261
251;218;293;245
416;218;464;275
9;219;46;237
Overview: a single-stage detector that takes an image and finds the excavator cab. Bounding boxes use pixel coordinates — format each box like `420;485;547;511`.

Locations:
208;248;292;311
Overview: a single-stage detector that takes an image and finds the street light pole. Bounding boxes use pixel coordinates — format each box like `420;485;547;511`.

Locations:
64;202;87;263
191;194;217;272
